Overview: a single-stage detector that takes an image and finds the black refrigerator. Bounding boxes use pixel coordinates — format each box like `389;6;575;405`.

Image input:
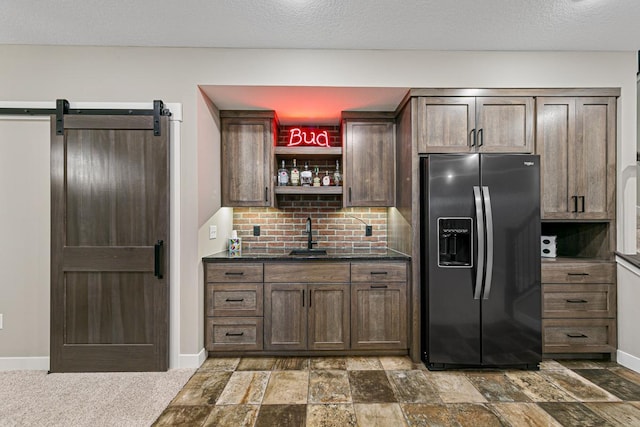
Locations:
421;154;541;370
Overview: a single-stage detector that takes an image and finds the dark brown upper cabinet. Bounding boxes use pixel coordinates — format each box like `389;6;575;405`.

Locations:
342;113;396;207
221;110;276;207
536;97;616;220
416;96;534;154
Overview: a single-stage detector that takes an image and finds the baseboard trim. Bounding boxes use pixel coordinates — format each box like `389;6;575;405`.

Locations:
179;348;206;369
617;350;640;374
0;356;49;371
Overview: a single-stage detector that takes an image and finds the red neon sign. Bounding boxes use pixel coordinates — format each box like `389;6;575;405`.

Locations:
287;128;330;147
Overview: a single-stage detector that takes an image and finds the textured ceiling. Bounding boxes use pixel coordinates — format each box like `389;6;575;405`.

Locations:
2;0;639;51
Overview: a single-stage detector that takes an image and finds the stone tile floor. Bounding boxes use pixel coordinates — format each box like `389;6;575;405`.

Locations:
153;356;640;426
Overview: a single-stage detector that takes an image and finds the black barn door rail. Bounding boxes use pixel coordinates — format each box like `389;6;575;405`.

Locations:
0;99;171;136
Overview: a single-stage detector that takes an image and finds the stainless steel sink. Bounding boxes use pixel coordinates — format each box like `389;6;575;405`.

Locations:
288;249;328;256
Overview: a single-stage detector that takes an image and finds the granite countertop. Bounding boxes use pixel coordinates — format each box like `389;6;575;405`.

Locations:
203;247;410;262
616;252;640;270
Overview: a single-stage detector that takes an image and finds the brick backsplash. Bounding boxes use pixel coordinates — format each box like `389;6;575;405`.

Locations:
278;125;342;147
233;196;387;250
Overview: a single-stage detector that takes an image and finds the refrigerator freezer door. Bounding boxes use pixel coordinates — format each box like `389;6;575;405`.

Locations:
479;154;541;367
423;154;481;366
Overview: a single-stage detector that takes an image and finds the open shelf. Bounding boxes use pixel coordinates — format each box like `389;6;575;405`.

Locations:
541;221;612;260
275;146;342;160
275;186;343;195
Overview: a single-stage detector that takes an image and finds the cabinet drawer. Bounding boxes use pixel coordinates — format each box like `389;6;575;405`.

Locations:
206;317;263;351
264;262;350;283
542;319;616;354
543;284;615;318
351;262;407;282
206;284;263;317
206;263;263;283
541;262;615;284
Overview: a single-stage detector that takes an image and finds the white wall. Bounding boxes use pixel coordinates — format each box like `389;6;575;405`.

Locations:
0;117;50;361
0;46;637;367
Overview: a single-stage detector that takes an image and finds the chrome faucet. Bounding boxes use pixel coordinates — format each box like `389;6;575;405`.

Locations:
306;216;316;249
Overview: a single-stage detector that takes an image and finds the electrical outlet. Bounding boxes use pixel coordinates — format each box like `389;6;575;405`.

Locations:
0;313;3;330
253;225;260;236
209;225;217;239
365;225;373;236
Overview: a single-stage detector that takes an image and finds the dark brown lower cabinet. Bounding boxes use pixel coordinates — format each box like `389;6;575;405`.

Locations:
264;283;350;351
541;260;617;359
308;284;350;350
204;259;409;356
264;284;307;351
351;282;407;350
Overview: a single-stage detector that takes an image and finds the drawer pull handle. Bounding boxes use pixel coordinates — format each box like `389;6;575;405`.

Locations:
225;332;244;337
371;285;388;289
370;271;388;275
566;333;588;338
225;272;244;276
225;298;245;302
566;299;588;303
567;273;589;276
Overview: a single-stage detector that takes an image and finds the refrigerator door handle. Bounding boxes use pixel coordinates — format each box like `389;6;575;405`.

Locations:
473;186;485;300
482;186;494;299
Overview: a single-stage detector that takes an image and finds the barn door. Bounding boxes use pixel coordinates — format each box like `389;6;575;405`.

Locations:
50;114;169;372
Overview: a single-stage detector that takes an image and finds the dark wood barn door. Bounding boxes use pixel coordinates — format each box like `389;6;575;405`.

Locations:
50;115;170;372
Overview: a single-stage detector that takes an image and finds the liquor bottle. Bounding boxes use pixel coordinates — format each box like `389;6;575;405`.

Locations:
290;158;300;186
312;166;321;187
333;159;342;186
277;160;289;186
301;161;313;186
322;170;331;186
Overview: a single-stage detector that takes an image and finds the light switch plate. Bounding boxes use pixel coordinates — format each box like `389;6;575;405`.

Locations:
0;313;3;329
209;225;217;239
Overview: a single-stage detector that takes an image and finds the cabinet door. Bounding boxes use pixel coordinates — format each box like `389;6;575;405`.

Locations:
476;97;534;153
573;97;616;220
308;284;350;350
536;97;616;220
264;283;307;350
344;120;395;207
351;282;407;350
221;117;274;207
536;97;574;219
417;97;475;153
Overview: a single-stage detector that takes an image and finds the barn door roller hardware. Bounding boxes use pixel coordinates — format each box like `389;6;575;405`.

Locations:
55;99;69;135
0;99;171;136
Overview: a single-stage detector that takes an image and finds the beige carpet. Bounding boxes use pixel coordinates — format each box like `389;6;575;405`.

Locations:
0;369;195;427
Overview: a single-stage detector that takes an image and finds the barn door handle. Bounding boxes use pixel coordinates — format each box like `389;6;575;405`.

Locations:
154;240;164;279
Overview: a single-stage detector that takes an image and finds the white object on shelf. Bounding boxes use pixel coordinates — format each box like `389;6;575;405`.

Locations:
541;235;557;258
